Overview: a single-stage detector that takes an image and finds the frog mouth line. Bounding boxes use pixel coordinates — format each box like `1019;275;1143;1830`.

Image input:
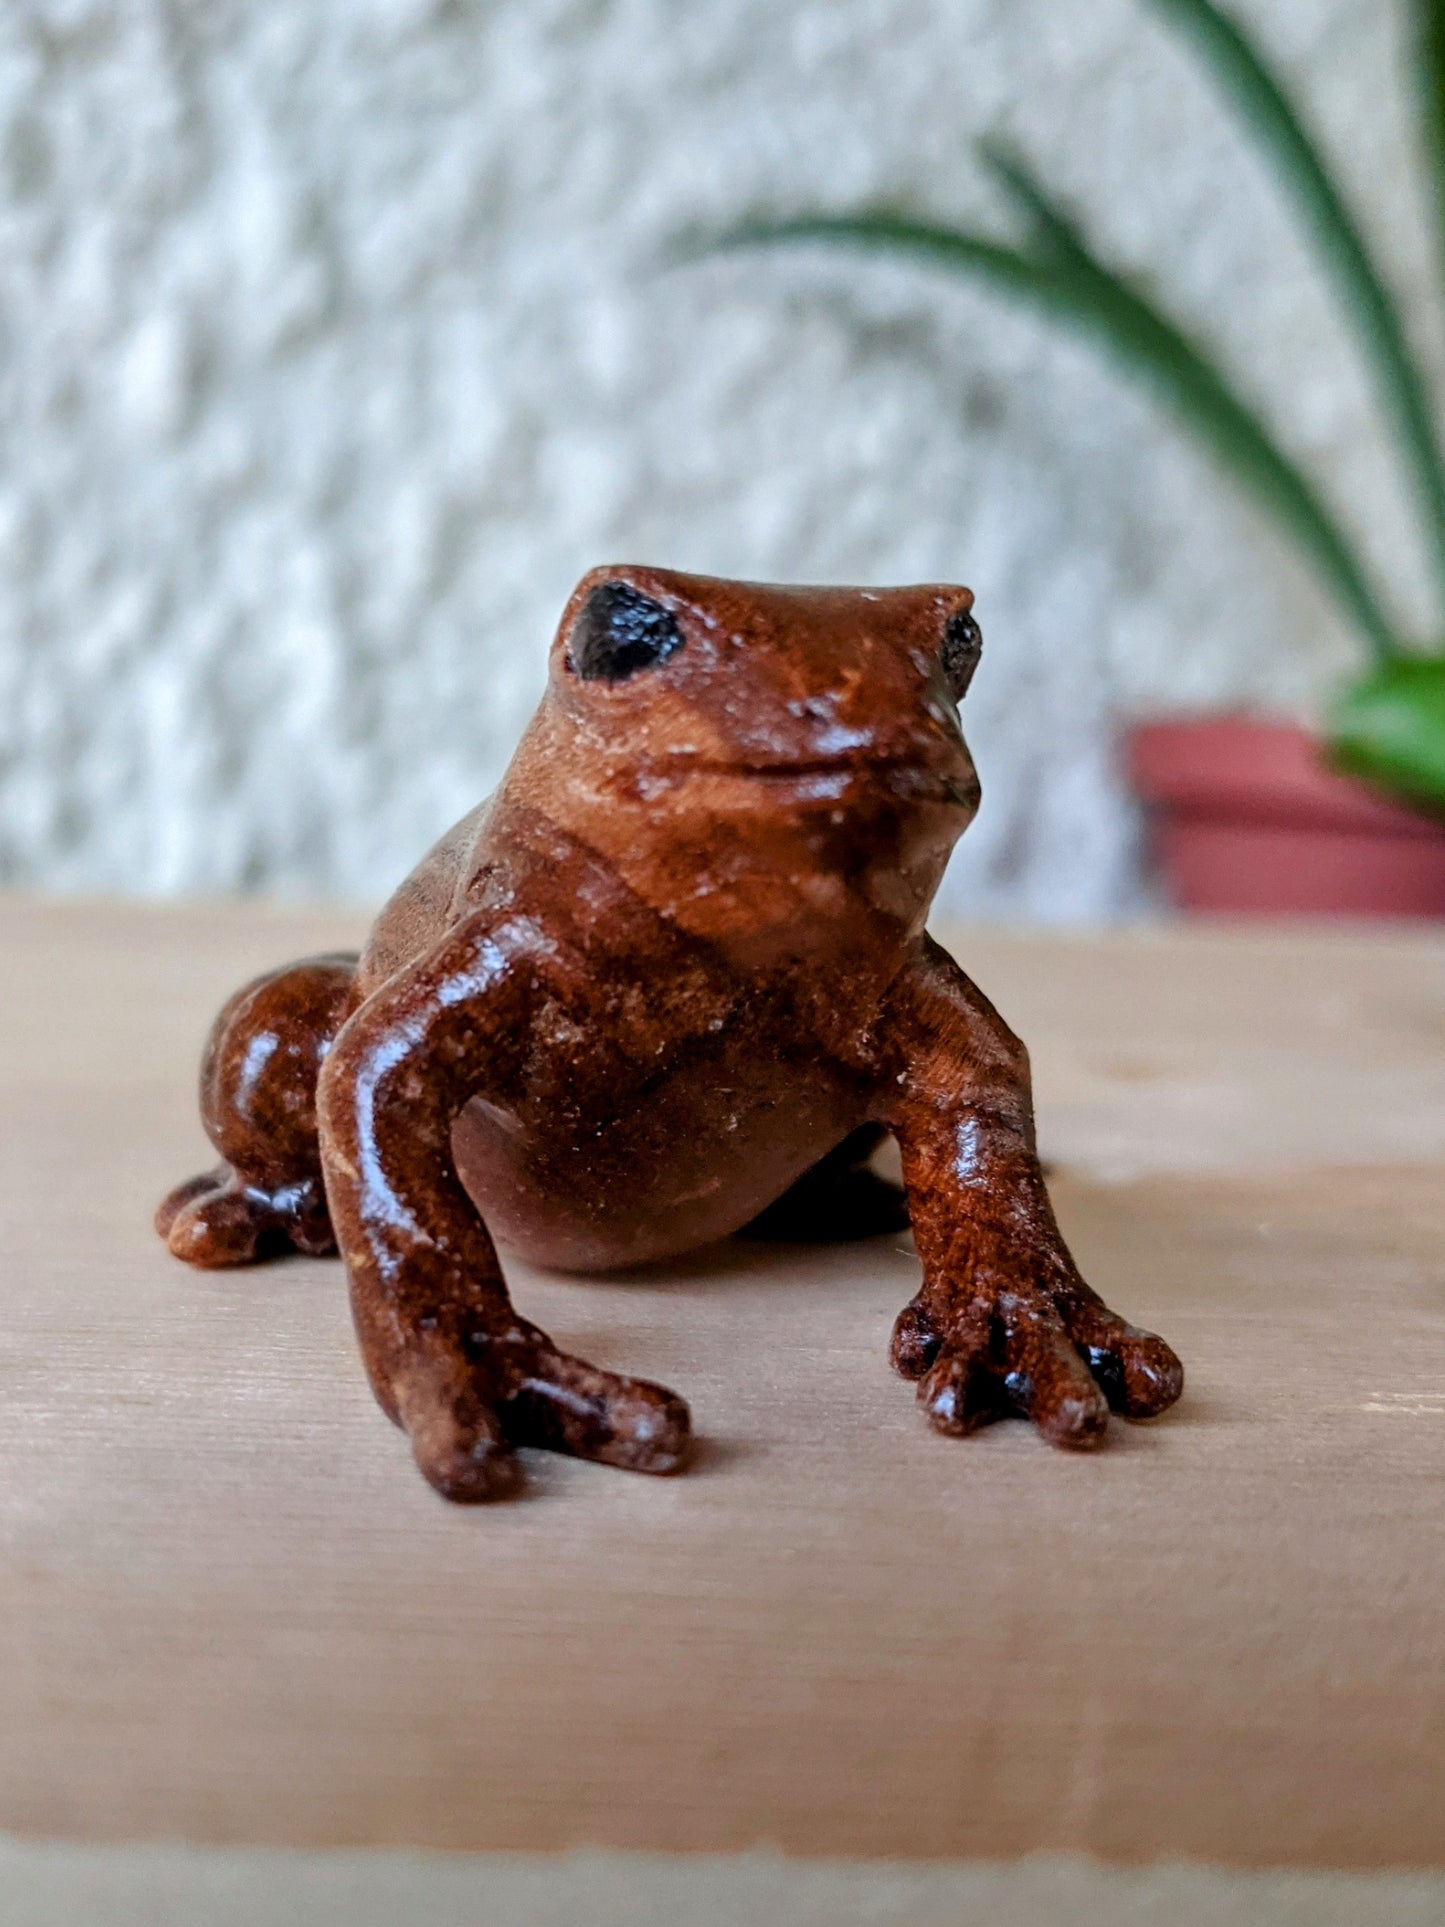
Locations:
630;752;978;808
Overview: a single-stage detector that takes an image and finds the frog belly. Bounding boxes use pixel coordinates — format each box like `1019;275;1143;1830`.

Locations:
450;1060;866;1272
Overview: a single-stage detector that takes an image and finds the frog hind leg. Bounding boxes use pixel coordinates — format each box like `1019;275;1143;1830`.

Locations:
737;1124;911;1243
157;954;359;1267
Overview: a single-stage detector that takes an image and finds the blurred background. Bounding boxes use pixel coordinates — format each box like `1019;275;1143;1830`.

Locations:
1;0;1434;918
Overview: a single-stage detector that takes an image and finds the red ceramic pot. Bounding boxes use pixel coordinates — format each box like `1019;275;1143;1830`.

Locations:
1125;718;1445;916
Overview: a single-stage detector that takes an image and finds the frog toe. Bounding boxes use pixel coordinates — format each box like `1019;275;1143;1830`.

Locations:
1077;1322;1184;1419
160;1168;335;1267
411;1406;522;1503
501;1349;693;1474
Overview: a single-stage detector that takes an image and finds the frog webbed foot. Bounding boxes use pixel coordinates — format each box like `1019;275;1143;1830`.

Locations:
393;1326;693;1502
157;1166;337;1266
890;1261;1183;1451
157;953;356;1268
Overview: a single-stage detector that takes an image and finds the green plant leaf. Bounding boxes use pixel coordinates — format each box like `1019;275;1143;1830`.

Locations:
710;210;1399;658
1413;2;1445;294
1147;0;1445;604
1328;653;1445;812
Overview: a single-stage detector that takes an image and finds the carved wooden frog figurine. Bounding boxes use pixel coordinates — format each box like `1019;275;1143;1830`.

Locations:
159;567;1183;1499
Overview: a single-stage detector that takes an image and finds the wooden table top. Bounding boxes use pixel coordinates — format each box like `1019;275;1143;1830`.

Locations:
2;900;1442;1879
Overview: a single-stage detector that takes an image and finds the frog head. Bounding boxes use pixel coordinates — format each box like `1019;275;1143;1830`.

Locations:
521;564;982;957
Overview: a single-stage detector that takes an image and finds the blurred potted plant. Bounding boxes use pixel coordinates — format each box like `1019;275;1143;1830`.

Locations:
698;0;1445;913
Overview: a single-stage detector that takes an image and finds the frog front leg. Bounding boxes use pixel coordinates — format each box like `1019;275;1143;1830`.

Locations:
878;937;1183;1448
317;919;691;1501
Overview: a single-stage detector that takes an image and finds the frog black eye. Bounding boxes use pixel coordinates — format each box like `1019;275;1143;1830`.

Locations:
568;582;684;682
941;607;982;700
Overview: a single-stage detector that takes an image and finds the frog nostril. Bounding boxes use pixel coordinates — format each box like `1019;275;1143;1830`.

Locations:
941;607;982;701
568;582;684;682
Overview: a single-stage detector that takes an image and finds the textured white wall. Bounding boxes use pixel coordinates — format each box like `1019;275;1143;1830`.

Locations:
1;0;1435;916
